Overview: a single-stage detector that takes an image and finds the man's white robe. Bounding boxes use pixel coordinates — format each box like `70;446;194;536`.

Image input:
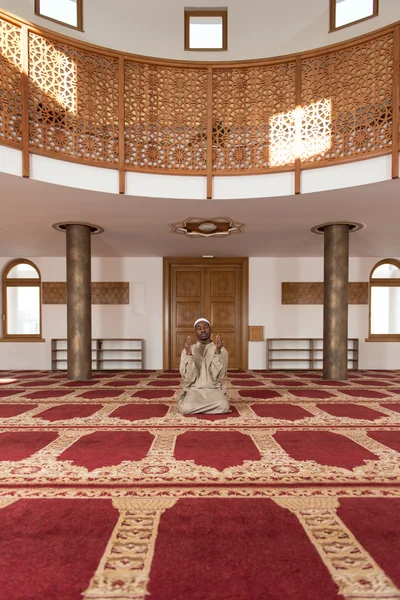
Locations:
178;341;229;414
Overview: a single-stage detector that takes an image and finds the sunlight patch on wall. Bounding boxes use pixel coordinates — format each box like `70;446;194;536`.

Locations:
29;37;77;113
269;99;332;167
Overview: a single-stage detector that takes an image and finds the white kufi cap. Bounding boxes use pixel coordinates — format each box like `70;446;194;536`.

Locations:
193;318;210;329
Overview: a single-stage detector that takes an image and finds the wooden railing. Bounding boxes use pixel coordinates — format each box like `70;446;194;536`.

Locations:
0;10;399;197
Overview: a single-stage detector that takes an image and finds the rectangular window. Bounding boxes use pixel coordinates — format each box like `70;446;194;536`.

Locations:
35;0;83;31
185;10;227;51
330;0;378;31
370;286;400;335
6;286;40;335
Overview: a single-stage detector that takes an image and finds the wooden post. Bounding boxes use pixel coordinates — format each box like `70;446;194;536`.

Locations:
392;25;399;179
118;55;125;194
21;24;30;178
206;66;213;199
294;56;302;194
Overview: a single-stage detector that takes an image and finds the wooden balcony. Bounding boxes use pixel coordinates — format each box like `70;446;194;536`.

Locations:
0;9;399;197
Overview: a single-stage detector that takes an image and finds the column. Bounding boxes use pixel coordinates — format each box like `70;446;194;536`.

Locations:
66;224;92;380
323;223;349;380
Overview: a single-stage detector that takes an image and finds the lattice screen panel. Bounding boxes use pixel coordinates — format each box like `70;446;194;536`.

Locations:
0;20;22;147
28;33;119;165
212;63;296;171
124;62;208;172
301;34;394;164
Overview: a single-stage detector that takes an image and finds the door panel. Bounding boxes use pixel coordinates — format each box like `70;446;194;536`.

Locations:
176;270;202;297
208;267;241;368
210;270;235;296
210;302;235;327
165;259;248;369
171;267;206;368
217;332;236;363
176;302;201;327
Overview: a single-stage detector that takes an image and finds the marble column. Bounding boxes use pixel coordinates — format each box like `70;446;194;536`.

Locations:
66;224;92;380
323;223;349;380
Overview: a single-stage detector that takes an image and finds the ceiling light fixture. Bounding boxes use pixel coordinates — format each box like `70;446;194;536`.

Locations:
198;222;218;232
169;216;245;238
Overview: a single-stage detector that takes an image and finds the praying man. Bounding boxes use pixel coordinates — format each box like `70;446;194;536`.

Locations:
178;318;230;414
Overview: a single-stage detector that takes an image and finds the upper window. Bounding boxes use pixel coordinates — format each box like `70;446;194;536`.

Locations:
368;258;400;341
35;0;83;31
330;0;378;31
185;10;227;51
2;259;43;340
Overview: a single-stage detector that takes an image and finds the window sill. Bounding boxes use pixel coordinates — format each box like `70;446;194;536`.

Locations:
365;336;400;342
0;338;46;343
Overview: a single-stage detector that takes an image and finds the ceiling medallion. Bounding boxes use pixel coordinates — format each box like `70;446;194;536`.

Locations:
169;217;245;238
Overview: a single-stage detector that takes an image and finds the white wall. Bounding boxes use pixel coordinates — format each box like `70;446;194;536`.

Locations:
1;0;399;61
248;257;400;370
0;148;394;200
1;255;399;371
0;256;163;370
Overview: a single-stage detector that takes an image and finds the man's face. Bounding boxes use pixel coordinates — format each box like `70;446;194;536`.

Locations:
195;321;212;344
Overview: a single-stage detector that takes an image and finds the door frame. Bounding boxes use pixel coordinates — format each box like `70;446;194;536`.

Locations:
163;257;249;369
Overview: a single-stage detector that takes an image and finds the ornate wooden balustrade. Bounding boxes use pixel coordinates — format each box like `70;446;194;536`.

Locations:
0;10;399;197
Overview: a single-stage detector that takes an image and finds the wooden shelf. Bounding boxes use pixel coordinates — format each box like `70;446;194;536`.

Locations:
266;338;358;371
51;338;144;370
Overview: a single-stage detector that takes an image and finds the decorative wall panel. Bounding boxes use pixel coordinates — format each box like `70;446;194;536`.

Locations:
301;34;393;164
42;282;129;304
28;33;119;165
124;62;208;172
212;62;296;171
0;19;22;147
248;326;264;341
282;282;368;305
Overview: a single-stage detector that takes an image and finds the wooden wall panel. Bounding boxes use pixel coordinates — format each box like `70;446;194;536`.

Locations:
42;282;129;304
282;282;368;305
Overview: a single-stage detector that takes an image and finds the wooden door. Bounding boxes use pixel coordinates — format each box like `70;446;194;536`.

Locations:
163;258;248;369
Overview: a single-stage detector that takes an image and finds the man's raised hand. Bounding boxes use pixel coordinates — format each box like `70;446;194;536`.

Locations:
214;334;224;354
184;335;193;355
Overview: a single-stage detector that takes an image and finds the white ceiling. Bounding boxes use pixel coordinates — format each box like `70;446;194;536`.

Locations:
1;171;399;258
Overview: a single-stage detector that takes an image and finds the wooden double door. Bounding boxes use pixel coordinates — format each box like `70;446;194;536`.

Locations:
163;258;248;369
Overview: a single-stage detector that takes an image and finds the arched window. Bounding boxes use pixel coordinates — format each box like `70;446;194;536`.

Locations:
369;259;400;341
2;260;43;340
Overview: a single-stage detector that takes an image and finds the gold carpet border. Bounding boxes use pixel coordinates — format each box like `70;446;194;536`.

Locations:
1;402;400;426
0;426;399;487
83;498;177;600
0;487;399;499
1;394;400;405
275;497;400;599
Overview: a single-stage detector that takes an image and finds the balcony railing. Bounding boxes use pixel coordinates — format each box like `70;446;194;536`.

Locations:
0;10;399;197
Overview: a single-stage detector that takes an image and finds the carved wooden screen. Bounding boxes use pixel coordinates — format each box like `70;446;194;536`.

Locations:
28;33;120;166
0;19;22;148
301;34;394;165
124;62;208;172
212;62;296;172
0;10;399;185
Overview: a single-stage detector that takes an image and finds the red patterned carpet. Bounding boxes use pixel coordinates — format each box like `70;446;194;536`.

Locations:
0;369;399;599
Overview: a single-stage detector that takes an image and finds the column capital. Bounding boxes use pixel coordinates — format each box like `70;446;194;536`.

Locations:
310;221;365;235
52;222;104;235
